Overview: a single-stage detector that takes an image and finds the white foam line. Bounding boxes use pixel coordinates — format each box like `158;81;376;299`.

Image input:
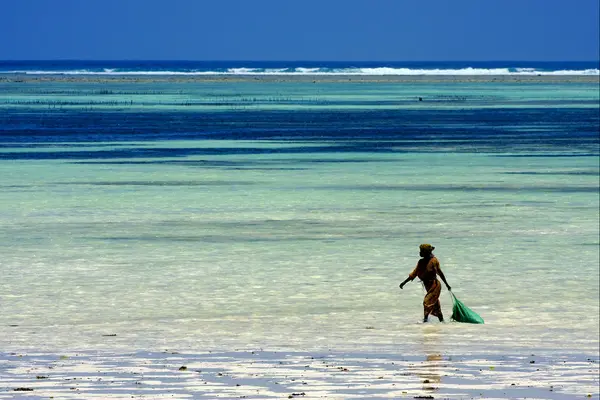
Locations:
3;68;599;76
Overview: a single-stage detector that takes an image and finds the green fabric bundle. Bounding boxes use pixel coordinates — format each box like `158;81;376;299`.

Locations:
450;292;484;324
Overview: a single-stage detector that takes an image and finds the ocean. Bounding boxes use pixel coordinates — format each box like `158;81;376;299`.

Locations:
0;61;598;398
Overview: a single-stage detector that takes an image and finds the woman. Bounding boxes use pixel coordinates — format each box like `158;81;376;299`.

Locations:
399;244;451;322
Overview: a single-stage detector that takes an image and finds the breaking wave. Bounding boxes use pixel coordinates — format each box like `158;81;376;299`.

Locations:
2;64;598;76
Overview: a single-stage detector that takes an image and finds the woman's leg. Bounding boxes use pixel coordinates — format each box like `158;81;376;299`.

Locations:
423;280;442;322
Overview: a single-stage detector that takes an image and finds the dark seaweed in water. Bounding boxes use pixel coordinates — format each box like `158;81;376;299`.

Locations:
0;108;598;159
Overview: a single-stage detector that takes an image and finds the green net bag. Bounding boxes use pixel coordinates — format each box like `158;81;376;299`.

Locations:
450;292;484;324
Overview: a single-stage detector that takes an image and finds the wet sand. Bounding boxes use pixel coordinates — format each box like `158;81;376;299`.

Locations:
1;349;598;399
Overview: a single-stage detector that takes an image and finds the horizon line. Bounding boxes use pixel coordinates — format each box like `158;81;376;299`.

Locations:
1;59;599;63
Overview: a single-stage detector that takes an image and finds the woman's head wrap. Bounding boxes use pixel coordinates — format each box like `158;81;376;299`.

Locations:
419;243;435;253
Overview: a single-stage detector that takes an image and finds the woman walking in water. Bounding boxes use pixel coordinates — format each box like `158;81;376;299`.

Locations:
399;244;451;322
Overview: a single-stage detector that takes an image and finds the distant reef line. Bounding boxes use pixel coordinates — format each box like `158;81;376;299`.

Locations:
1;74;598;84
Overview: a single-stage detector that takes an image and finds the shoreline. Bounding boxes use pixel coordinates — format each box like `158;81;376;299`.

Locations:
1;73;599;84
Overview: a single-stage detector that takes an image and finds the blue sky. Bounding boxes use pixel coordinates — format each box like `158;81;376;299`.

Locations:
2;0;599;61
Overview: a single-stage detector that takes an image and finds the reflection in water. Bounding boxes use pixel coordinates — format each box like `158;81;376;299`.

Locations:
415;325;443;391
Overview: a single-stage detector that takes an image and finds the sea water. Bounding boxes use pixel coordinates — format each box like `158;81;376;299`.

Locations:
0;69;598;362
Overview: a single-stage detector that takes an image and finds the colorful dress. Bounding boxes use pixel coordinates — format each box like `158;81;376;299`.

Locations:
409;256;444;319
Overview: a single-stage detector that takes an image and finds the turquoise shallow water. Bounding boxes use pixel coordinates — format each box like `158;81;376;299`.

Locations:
0;78;598;361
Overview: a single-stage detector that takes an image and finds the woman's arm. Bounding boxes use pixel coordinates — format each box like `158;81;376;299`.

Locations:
400;264;419;289
399;276;412;289
436;263;451;291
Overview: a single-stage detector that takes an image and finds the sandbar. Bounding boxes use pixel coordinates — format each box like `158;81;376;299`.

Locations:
1;73;598;84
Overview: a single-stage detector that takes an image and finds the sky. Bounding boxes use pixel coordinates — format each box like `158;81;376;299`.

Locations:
1;0;599;61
